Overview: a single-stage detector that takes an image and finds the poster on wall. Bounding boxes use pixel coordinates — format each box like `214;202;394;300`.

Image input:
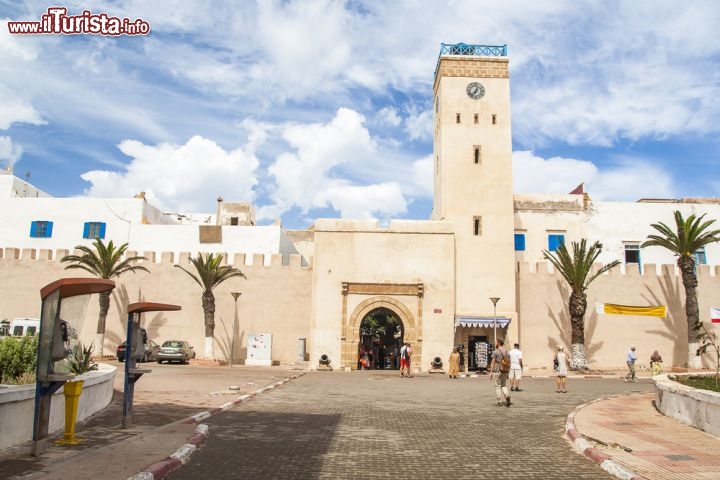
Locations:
246;333;272;366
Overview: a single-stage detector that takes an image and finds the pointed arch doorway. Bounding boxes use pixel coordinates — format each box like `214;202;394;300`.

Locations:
341;283;423;370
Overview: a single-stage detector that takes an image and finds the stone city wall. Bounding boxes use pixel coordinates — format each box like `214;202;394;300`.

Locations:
0;248;313;366
516;262;720;371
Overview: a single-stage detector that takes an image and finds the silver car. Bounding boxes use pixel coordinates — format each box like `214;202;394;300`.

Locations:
157;340;196;364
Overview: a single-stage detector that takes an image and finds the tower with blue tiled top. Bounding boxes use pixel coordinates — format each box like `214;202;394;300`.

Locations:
432;43;517;332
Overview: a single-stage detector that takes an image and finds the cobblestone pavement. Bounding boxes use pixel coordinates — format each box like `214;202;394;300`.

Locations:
0;362;303;480
169;372;653;480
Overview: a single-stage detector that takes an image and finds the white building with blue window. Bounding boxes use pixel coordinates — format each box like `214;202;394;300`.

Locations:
0;168;299;264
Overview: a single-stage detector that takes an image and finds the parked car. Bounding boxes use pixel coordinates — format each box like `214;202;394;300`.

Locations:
117;329;160;362
157;340;196;364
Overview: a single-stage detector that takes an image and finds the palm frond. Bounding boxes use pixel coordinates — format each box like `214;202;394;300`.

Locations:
176;253;246;293
642;211;720;259
543;239;618;293
60;238;147;279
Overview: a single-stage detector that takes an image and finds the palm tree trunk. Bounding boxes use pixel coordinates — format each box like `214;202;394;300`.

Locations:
679;257;701;368
95;290;111;356
202;290;216;359
569;291;589;370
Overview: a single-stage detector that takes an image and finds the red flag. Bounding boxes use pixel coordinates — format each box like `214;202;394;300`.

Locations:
711;307;720;323
569;183;584;195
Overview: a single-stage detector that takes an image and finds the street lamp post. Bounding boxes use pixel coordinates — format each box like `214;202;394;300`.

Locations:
230;292;242;368
490;297;500;345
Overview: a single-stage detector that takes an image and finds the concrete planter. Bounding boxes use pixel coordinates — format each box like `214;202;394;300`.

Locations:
0;363;116;450
654;373;720;437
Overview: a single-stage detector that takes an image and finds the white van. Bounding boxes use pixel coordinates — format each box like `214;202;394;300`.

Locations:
9;318;40;337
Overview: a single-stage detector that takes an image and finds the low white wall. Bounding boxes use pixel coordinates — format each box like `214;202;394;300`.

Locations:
0;363;116;449
655;373;720;437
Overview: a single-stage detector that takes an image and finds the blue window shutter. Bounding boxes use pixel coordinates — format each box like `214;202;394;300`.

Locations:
514;234;525;251
548;234;564;251
30;221;37;237
98;222;106;239
46;221;53;238
83;222;90;239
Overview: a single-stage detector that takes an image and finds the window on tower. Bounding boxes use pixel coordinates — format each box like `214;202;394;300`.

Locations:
473;216;482;236
473;146;481;164
491;114;497;125
474;114;479;124
456;113;461;124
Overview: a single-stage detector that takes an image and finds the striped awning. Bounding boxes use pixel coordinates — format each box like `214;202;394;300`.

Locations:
456;316;511;328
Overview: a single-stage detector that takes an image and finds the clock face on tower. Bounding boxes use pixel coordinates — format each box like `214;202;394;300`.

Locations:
466;81;485;99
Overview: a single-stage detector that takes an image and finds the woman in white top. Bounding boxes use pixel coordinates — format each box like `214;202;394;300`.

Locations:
555;345;569;393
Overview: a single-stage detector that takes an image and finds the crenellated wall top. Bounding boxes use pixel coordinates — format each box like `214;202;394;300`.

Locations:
516;261;719;278
0;247;313;269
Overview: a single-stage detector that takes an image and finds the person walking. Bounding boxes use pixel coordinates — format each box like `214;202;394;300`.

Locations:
489;339;511;407
650;350;663;376
448;348;460;379
399;343;413;378
625;346;637;382
508;343;523;391
555;345;569;393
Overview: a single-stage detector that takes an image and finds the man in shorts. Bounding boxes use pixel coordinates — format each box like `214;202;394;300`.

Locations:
399;343;412;378
508;343;523;391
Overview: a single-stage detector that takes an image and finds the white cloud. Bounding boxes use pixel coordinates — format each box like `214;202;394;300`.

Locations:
0;20;40;61
324;182;407;219
412;154;433;196
0;101;45;130
2;1;720;228
512;150;675;201
264;107;408;219
80;135;260;213
375;107;402;127
404;108;433;142
0;136;23;166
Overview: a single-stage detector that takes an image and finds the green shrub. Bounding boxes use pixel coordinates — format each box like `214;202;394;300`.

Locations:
0;336;38;383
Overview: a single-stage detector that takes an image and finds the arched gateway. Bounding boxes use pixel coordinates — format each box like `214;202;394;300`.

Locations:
342;293;421;370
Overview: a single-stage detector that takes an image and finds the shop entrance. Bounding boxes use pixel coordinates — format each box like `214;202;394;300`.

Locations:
358;307;403;370
468;335;491;372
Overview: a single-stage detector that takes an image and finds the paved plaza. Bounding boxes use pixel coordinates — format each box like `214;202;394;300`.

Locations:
6;364;719;480
167;371;651;480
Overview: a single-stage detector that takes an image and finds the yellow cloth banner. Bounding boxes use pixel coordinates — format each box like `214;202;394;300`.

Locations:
602;303;667;317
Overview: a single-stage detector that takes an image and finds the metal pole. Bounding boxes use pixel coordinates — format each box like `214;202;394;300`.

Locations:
230;292;241;368
490;297;500;345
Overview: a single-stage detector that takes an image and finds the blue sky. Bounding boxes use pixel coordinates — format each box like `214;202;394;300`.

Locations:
1;0;719;229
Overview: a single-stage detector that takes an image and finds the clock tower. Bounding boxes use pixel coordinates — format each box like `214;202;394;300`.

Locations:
432;43;517;334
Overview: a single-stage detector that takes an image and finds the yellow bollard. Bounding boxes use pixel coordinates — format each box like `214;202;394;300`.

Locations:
55;380;85;446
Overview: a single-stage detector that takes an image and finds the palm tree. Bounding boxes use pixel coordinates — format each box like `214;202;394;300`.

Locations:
543;239;620;370
641;211;720;368
61;239;149;356
175;253;246;359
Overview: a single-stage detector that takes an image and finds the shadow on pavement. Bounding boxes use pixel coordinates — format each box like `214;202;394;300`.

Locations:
168;410;341;480
1;388;201;479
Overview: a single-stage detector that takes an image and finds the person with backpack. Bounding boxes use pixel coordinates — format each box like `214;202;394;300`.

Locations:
489;338;511;407
399;342;413;378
